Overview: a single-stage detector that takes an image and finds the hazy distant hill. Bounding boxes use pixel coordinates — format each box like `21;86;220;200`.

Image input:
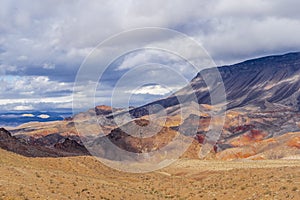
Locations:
0;111;72;127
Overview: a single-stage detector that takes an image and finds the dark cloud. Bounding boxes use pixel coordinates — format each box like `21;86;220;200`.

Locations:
0;0;299;110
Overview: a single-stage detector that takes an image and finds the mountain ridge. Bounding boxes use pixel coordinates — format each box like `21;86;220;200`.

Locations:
127;52;300;118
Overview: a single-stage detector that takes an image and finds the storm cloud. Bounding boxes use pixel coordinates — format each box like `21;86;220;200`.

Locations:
0;0;299;111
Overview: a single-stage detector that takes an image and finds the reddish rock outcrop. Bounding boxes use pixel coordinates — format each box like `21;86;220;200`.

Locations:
287;136;300;148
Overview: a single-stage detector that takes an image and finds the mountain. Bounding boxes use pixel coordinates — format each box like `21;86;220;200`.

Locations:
0;127;59;157
3;52;300;160
130;52;300;117
98;52;300;160
0;111;72;127
0;127;88;157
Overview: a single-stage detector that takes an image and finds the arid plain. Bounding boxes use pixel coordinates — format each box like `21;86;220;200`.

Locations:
1;148;300;200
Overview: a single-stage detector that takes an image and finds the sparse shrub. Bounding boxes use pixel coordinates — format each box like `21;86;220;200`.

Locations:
280;186;287;190
264;190;272;195
35;172;41;178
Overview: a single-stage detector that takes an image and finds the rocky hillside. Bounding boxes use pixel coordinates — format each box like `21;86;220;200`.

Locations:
0;128;89;157
130;52;300;117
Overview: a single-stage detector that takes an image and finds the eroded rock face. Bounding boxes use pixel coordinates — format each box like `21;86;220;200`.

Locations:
287;136;300;148
216;147;257;160
0;127;59;157
95;105;113;115
0;128;12;139
0;128;89;157
230;130;267;147
93;119;179;155
54;138;89;155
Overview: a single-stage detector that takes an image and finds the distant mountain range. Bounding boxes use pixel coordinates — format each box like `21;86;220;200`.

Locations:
0;111;72;127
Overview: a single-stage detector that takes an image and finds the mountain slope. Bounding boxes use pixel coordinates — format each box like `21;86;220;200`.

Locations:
0;128;88;157
5;52;300;160
130;52;300;117
104;52;300;160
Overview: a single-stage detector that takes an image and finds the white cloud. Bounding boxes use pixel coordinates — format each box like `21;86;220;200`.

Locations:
37;114;50;119
0;75;74;110
14;105;34;111
127;85;173;96
0;96;73;105
17;55;28;61
22;113;35;117
0;64;18;75
42;63;55;69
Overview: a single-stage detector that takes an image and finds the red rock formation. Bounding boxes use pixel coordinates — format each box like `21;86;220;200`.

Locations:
231;129;266;147
287;136;300;148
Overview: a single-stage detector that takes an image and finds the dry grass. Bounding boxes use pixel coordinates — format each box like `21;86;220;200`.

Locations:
0;148;299;199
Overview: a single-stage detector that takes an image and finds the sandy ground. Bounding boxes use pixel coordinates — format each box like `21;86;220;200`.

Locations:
0;148;299;200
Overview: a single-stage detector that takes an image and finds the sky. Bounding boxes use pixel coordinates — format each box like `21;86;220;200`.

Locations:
0;0;300;112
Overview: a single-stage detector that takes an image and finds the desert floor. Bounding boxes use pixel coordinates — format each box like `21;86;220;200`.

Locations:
0;148;299;200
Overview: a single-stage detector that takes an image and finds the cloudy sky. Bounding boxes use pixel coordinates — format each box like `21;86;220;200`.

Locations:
0;0;300;112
